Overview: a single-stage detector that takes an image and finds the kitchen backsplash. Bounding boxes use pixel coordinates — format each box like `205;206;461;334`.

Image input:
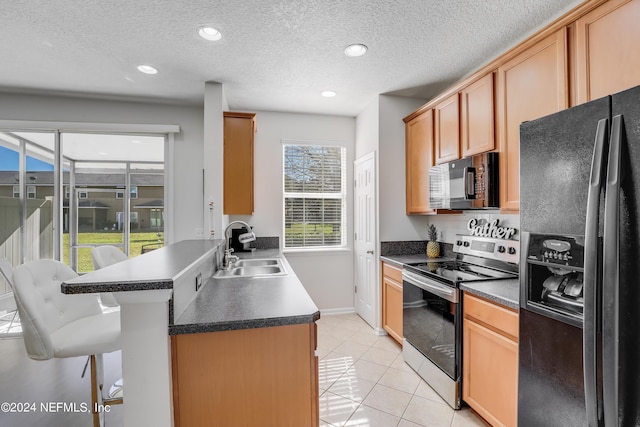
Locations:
381;241;454;257
423;213;520;244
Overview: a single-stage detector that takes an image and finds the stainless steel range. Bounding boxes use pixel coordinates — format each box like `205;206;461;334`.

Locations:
402;234;519;409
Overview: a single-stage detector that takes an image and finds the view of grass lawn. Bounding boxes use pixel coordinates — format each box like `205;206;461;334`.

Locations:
63;231;164;272
285;223;340;246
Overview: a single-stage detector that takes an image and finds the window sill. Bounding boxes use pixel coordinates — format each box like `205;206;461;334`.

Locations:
283;247;352;255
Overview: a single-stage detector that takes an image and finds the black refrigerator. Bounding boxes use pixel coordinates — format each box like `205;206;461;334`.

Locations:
518;84;640;427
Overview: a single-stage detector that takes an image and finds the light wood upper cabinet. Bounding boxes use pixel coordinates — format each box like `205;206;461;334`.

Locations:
496;28;569;213
405;109;435;214
573;0;640;105
381;261;403;344
463;293;519;427
223;112;256;215
434;93;461;164
461;73;495;157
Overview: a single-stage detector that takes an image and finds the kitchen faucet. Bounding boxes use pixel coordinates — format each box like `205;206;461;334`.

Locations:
222;221;256;269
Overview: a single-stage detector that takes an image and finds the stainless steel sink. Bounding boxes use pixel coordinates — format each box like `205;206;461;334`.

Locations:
233;259;279;267
214;258;287;278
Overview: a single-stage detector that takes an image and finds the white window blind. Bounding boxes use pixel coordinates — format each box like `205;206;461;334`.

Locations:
283;144;346;248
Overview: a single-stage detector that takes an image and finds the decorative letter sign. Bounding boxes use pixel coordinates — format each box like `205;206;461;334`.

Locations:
467;218;517;240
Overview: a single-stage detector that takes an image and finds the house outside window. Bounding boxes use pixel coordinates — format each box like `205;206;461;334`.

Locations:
116;186;138;199
283;143;346;249
78;190;88;199
12;185;36;199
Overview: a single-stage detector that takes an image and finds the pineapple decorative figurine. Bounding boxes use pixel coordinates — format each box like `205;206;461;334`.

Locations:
426;224;440;258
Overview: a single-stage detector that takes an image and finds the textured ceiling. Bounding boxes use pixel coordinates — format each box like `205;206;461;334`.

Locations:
0;0;583;117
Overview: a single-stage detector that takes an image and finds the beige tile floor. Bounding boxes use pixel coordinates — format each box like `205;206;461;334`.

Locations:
317;313;487;427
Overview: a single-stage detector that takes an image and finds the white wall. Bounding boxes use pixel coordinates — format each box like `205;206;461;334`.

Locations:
0;92;204;242
230;110;356;311
354;98;379;160
378;95;428;241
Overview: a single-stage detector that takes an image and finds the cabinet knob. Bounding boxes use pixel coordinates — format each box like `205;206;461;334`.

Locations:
366;250;374;254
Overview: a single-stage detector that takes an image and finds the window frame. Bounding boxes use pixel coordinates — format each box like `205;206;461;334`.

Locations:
282;141;347;251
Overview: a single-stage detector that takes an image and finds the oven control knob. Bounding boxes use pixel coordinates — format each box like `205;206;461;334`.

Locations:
508;247;517;255
497;245;506;253
456;240;463;246
463;241;470;247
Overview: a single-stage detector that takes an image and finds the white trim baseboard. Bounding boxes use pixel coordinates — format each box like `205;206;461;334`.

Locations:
319;307;355;316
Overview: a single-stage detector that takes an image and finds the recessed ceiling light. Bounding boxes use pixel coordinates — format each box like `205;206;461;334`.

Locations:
198;26;222;41
131;139;141;144
98;152;108;156
322;91;337;98
344;43;368;57
137;65;158;75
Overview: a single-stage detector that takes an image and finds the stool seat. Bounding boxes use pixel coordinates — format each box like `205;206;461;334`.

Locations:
51;310;120;358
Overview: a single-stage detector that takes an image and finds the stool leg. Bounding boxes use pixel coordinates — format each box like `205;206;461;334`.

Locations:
90;355;106;427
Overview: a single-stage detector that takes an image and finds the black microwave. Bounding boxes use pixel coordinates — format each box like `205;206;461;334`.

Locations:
429;152;499;210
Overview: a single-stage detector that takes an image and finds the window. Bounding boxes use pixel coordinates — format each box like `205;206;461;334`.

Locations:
116;186;138;199
78;190;88;199
12;185;36;199
283;143;346;249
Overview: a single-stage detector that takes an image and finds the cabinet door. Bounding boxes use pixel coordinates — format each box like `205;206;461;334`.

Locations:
461;73;495;157
381;262;403;344
573;0;640;105
405;110;435;214
434;94;460;164
496;28;569;213
463;318;518;427
223;112;256;215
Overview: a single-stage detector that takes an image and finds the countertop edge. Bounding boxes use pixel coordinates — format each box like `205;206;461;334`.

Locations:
169;311;321;335
460;281;520;310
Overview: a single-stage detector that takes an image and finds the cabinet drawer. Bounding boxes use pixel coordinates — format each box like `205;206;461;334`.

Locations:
464;293;518;340
382;262;403;283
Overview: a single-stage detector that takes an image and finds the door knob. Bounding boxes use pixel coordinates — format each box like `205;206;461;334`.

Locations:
366;250;374;254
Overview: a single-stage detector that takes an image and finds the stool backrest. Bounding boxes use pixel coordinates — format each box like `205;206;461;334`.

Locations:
91;246;128;270
12;259;102;360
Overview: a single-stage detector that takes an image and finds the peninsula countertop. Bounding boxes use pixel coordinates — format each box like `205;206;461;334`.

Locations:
61;239;222;294
170;249;320;335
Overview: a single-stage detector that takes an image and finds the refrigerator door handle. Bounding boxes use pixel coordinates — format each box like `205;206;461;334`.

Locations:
603;114;624;427
584;118;609;427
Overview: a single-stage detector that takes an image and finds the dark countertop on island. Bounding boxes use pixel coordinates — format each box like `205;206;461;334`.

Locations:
61;241;320;335
61;239;223;294
380;253;520;309
170;249;320;335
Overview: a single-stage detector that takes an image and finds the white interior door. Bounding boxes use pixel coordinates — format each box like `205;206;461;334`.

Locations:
354;152;377;328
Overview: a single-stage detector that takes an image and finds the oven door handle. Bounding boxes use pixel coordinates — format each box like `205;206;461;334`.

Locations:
402;270;458;303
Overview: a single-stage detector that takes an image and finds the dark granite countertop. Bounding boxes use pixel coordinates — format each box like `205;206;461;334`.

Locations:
170;250;320;335
460;279;520;310
380;253;519;309
380;254;454;267
61;239;223;294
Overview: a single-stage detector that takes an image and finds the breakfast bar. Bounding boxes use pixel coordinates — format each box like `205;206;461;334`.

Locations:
61;239;320;427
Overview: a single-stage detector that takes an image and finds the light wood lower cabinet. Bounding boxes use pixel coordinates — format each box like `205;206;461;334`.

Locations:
381;261;403;344
463;293;518;427
171;323;319;427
